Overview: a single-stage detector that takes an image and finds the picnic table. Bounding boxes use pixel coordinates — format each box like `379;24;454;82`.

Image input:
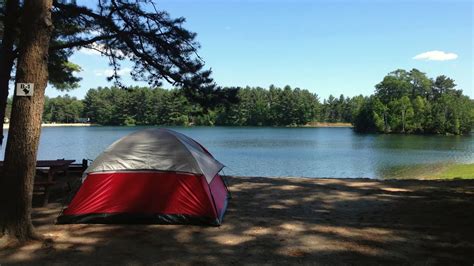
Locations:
0;159;75;205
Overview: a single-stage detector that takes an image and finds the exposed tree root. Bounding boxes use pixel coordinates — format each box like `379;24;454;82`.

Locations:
0;227;43;249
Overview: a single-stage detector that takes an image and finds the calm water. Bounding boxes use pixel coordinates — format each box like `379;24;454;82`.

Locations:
1;127;473;178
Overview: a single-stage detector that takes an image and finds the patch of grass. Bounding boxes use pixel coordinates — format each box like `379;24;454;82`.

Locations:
380;163;474;180
434;164;474;179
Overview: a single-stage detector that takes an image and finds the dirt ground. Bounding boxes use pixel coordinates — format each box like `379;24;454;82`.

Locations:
1;176;473;265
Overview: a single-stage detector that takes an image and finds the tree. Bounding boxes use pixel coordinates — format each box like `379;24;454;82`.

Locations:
412;96;427;133
408;69;432;99
0;0;238;144
0;0;84;144
353;96;380;132
0;0;54;243
432;75;457;99
394;96;413;133
354;69;472;135
349;95;365;123
375;69;411;103
53;0;237;109
1;0;233;243
43;95;84;123
322;95;336;122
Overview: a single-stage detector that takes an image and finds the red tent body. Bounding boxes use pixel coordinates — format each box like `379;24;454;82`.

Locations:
57;129;229;226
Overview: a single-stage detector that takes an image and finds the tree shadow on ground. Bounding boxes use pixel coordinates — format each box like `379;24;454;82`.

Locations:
1;176;473;265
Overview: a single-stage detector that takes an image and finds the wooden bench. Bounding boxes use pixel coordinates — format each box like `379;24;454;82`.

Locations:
33;180;56;206
68;159;89;173
0;159;75;206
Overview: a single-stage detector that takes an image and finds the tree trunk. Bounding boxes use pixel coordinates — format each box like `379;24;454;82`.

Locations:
0;0;53;243
0;0;20;146
401;108;406;133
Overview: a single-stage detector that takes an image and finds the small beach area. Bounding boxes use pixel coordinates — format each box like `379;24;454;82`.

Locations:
1;176;473;265
2;123;95;129
2;122;352;129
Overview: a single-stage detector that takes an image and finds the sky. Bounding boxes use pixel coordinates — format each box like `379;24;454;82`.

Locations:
46;0;473;100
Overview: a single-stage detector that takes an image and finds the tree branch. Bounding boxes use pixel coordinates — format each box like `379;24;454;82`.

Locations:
50;34;117;50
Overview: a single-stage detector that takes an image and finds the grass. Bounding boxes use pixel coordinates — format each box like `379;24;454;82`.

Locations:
435;163;474;179
380;163;474;180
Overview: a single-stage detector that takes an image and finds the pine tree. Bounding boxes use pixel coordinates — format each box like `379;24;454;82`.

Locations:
0;0;54;243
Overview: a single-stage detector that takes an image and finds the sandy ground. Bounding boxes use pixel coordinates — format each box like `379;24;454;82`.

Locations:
1;176;473;265
304;122;353;127
3;122;351;129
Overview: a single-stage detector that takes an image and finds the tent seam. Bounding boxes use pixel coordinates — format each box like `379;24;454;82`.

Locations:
173;132;216;182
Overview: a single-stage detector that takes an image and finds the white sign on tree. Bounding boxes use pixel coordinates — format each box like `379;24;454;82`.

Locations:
16;83;34;96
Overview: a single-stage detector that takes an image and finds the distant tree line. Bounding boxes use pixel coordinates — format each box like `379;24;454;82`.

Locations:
216;85;320;126
4;69;472;134
55;85;324;126
320;94;365;123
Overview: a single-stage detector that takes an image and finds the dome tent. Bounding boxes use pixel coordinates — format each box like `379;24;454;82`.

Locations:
57;128;229;226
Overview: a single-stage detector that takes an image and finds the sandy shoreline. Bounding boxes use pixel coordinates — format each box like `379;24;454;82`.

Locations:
1;175;473;265
304;122;353;127
3;122;352;129
2;123;95;129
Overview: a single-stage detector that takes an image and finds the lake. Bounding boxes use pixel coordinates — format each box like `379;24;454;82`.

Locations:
1;126;473;178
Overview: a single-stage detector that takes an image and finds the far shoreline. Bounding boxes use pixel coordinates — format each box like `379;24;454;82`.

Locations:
2;122;353;129
3;123;97;129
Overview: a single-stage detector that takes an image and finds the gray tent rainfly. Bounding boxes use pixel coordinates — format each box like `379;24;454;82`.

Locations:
85;128;224;183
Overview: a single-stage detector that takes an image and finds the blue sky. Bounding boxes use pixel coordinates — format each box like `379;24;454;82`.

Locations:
46;0;473;100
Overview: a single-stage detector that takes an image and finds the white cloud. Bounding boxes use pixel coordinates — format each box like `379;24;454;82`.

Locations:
413;50;458;61
95;67;132;77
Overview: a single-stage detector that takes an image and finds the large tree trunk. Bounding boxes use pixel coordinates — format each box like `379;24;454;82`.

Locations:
0;0;20;146
0;0;53;244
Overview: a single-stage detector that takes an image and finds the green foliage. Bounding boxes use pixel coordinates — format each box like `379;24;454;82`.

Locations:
82;87;193;126
216;85;320;126
353;96;386;132
354;69;473;135
51;0;237;110
43;95;84;123
40;68;472;134
48;56;82;91
321;94;360;123
2;0;236;127
77;85;322;127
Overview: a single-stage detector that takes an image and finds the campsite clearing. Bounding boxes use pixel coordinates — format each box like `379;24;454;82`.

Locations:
1;176;473;265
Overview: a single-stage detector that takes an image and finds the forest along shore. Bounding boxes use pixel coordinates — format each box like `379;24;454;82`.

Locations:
1;175;473;265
